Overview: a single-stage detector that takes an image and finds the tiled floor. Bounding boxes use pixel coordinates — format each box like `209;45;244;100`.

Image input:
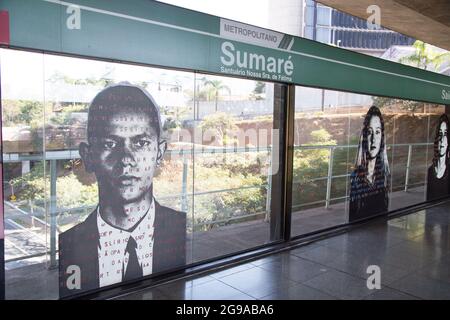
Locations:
116;201;450;300
1;187;437;299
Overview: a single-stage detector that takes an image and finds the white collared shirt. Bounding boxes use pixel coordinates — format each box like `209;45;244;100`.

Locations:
97;200;155;288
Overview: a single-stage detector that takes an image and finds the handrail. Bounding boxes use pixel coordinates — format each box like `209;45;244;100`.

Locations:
3;141;433;264
5;141;432;220
1;142;433;162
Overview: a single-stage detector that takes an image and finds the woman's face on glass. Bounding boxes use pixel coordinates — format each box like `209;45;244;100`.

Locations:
367;115;382;159
438;121;448;157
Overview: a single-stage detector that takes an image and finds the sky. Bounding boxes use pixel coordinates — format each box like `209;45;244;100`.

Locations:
2;1;443;103
157;0;270;28
0;48;258;102
1;0;275;102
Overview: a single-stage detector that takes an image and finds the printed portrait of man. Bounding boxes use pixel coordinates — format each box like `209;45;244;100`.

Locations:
59;83;186;298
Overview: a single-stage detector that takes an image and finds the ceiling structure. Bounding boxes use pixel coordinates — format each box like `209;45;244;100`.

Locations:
316;0;450;51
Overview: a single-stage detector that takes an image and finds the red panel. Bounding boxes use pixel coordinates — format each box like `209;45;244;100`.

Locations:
0;10;10;45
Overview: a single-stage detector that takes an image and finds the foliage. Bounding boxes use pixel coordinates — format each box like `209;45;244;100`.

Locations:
373;96;423;113
253;81;266;94
201;78;231;111
10;162;98;210
383;40;450;114
161;105;191;141
199;112;239;145
2;100;88;151
399;40;450;71
308;129;336;146
2;100;51;127
292;129;337;206
152;150;269;231
253;115;273;122
249;81;266;100
7;108;342;232
48;70;114;88
50;103;89;126
192;154;267;231
293;143;332;183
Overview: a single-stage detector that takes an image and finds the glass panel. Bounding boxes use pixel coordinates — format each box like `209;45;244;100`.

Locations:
1;49;197;299
292;86;368;234
190;74;282;263
426;106;449;200
305;10;315;27
304;27;314;40
292;85;446;236
316;7;331;26
1;48;285;299
1;49;49;298
316;27;331;44
50;57;197;299
386;102;446;208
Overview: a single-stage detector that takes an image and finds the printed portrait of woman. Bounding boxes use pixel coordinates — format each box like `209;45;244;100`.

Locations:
349;106;390;222
426;114;450;201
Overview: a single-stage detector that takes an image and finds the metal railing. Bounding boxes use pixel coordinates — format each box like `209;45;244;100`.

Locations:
2;141;433;264
291;142;432;209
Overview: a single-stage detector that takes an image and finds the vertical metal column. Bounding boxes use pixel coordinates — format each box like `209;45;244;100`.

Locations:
265;162;272;222
283;85;295;241
404;144;412;192
269;83;294;241
321;89;325;112
325;147;334;209
49;159;57;268
181;154;188;213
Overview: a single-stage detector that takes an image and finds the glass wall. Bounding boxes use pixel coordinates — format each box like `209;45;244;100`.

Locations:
1;46;447;299
291;85;446;236
0;48;284;299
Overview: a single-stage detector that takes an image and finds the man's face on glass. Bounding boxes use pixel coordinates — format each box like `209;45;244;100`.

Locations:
82;110;164;204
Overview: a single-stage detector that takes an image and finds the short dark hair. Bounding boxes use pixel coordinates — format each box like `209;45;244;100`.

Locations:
86;83;162;143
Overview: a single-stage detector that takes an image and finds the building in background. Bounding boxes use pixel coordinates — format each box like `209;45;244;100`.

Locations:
268;0;415;57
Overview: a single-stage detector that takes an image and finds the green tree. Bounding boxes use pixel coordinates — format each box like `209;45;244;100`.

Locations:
399;40;450;72
292;128;337;207
373;96;422;113
16;101;45;126
202;78;231;112
250;81;266;100
47;68;115;88
371;42;450;114
162;105;191;141
199;112;238;145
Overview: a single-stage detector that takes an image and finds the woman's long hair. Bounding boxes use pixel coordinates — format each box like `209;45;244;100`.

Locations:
432;113;450;171
354;106;390;187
